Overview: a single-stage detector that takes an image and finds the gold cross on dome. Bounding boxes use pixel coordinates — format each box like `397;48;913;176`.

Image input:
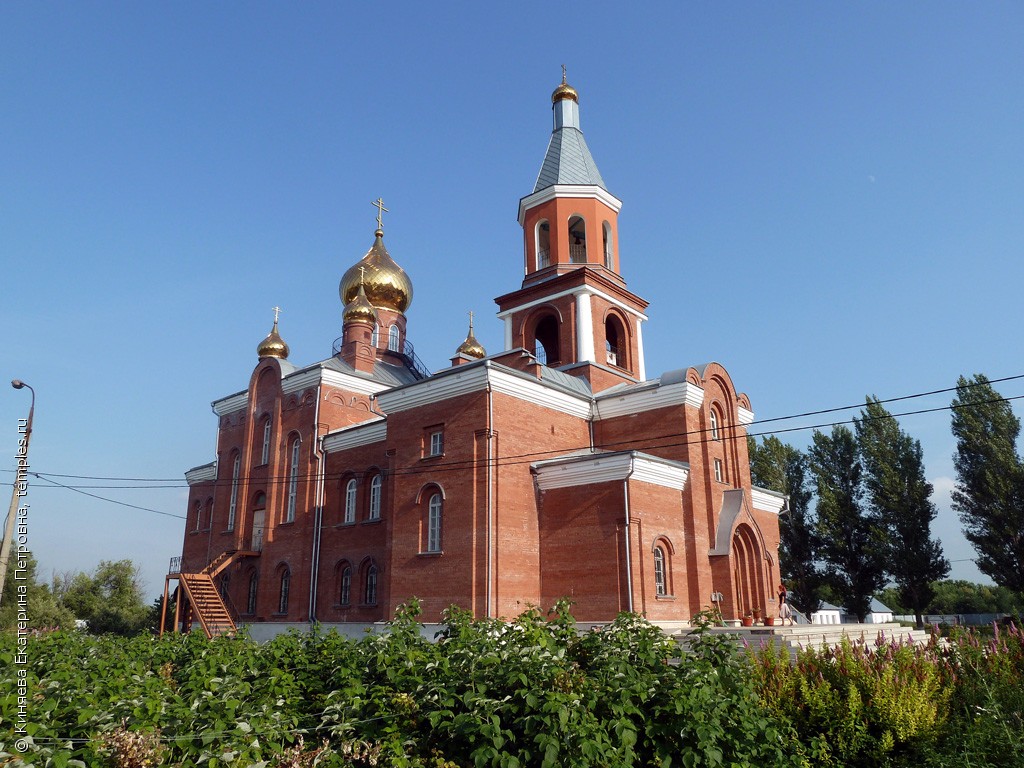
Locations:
561;64;567;84
371;197;389;230
272;306;281;324
468;310;475;331
359;266;366;284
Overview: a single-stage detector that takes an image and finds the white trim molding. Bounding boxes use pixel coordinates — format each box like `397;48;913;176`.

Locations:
594;380;704;420
322;419;387;453
518;184;623;225
737;406;755;426
185;462;217;485
533;451;689;491
212;392;247;416
751;487;786;515
496;285;649;324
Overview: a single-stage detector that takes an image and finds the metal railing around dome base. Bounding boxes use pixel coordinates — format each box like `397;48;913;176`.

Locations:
332;336;431;381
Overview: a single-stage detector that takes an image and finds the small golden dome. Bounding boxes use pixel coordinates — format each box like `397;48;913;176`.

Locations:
257;318;289;360
343;282;378;325
552;68;578;104
339;229;414;314
455;314;486;359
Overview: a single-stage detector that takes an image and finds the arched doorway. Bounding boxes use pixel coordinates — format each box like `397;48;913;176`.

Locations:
731;523;766;618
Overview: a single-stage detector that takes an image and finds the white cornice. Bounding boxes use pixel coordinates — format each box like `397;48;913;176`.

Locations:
751;487;786;515
375;365;491;414
212;392;247;416
518;184;623;225
594;381;704;420
489;368;592;418
496;285;648;322
533;452;689;491
322;419;387;453
737;406;754;426
185;463;217;485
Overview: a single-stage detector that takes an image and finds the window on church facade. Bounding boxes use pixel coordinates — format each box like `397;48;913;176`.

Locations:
193;500;201;531
246;571;258;615
710;408;720;441
388;324;400;352
365;564;378;605
533;315;560;366
536;219;550;268
286;438;300;523
371;324;379;347
339;565;352;605
278;567;290;614
714;458;723;483
228;452;240;531
605;315;625;368
426;428;444;457
427;493;442;553
568;215;587;263
368;474;382;520
260;417;272;465
603;221;613;269
654;546;667;596
205;498;214;530
344;478;357;523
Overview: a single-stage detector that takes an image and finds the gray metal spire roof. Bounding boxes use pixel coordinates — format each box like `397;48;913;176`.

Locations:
533;88;607;193
533;128;607;192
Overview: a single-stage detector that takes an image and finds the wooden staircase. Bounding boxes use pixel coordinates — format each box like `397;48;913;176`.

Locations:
162;549;258;638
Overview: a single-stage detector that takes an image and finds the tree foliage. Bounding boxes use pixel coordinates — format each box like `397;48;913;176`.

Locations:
749;435;824;615
950;374;1024;593
809;425;887;622
0;552;75;631
58;559;151;636
856;397;949;626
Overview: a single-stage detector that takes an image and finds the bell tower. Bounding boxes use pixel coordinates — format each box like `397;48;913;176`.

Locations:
495;72;649;391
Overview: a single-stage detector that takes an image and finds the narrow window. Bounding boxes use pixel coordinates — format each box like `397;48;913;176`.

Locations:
371;323;380;347
369;474;382;520
714;458;723;483
205;498;214;530
602;221;613;269
193;500;202;531
533;315;560;366
344;478;357;523
427;493;443;553
568;215;587;263
247;571;259;614
340;566;352;605
604;315;625;368
710;409;720;441
286;438;300;522
261;417;272;465
429;430;444;457
278;568;290;614
364;564;378;605
388;324;401;352
536;219;550;269
654;547;667;596
218;572;230;601
228;453;240;530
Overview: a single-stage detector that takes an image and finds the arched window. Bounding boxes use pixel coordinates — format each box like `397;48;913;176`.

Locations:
605;315;626;368
371;323;380;347
251;492;267;551
246;570;259;615
364;564;378;605
427;493;443;553
568;215;587;263
602;221;613;269
339;565;352;605
204;498;214;530
218;572;230;601
344;478;357;523
536;219;550;269
228;452;240;531
278;567;291;614
710;408;720;441
286;437;300;523
714;458;724;483
654;547;667;596
260;417;272;465
388;324;401;352
368;474;382;520
193;500;202;531
533;315;560;366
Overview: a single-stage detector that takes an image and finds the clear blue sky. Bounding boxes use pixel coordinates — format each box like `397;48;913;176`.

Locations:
3;3;1022;600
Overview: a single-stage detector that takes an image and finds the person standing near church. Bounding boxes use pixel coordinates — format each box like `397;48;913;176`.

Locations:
778;583;793;626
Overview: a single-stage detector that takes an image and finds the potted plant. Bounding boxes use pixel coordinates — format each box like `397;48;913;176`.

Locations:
741;611;754;627
763;615;775;626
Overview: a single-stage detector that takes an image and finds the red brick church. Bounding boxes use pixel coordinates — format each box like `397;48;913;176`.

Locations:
165;76;784;637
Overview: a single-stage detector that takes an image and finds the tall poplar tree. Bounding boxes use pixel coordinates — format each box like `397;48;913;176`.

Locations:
809;425;887;622
749;436;823;615
856;397;949;627
950;374;1024;593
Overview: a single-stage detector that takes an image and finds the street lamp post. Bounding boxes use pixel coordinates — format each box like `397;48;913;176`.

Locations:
0;380;35;606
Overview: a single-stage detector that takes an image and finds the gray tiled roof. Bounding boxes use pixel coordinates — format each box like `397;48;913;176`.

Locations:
533;127;607;192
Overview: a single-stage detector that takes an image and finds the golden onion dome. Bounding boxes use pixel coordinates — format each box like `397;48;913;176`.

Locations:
343;282;378;325
257;318;289;360
455;314;486;359
339;229;414;314
552;69;578;104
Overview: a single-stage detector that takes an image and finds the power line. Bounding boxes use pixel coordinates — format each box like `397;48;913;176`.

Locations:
29;473;185;520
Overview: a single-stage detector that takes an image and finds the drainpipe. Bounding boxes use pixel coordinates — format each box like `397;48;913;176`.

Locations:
623;454;636;613
308;384;326;623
